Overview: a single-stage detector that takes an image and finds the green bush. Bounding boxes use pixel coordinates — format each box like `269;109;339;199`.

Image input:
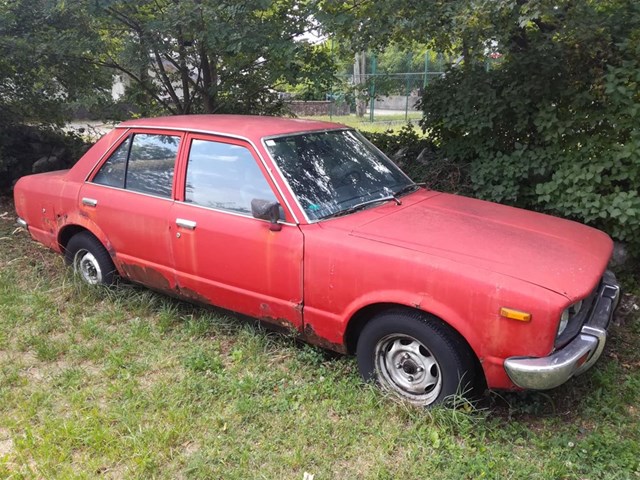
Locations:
0;125;90;194
362;124;470;193
418;1;640;255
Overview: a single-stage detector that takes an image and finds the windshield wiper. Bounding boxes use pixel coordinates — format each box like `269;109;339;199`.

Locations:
393;183;422;197
322;195;400;219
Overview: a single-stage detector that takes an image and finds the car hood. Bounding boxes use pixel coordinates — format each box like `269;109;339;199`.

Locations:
347;192;612;299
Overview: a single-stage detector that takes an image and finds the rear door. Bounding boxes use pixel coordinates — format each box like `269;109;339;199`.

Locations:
169;134;304;330
80;130;183;289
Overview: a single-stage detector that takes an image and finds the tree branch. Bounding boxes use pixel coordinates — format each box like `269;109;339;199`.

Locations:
94;55;177;114
151;47;183;112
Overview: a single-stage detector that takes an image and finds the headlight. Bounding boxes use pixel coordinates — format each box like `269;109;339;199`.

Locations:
570;300;583;315
557;299;586;339
558;308;570;336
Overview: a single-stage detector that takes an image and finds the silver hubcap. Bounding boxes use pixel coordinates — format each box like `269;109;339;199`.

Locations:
74;249;102;285
375;334;442;404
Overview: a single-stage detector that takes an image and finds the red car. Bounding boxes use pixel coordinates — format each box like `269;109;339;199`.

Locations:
14;115;620;406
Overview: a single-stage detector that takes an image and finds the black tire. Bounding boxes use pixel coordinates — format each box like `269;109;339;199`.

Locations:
64;232;117;286
357;309;476;407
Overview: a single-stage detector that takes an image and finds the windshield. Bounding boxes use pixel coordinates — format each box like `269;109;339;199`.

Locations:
265;129;414;221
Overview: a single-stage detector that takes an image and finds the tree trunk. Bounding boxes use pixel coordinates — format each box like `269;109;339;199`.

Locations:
137;31;154;116
200;46;218;113
354;51;367;117
177;29;191;114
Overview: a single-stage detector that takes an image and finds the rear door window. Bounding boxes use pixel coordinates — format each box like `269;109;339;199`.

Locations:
93;133;180;198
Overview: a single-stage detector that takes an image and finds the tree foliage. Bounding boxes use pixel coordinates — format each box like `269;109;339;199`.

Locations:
89;0;334;115
322;0;640;253
1;0;335;121
0;0;337;192
419;0;640;250
0;0;111;126
0;0;111;192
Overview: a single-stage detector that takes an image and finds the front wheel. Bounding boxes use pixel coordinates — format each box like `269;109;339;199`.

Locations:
357;309;476;407
64;232;116;286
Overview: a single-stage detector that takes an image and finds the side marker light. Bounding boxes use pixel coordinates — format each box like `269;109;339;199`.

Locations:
500;308;532;322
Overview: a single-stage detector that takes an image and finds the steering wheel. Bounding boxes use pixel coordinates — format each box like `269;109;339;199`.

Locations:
331;161;362;186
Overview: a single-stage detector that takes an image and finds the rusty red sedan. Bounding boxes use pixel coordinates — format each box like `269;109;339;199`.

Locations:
14;115;620;406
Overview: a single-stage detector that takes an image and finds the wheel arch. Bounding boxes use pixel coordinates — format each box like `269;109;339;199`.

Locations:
344;302;400;355
58;224;90;252
57;217;113;256
343;302;487;391
57;221;115;267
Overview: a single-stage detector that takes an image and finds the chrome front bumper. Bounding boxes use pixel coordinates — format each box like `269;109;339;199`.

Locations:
504;270;620;390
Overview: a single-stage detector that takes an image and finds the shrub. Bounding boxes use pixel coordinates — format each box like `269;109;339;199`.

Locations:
418;1;640;255
362;124;470;193
0;125;90;194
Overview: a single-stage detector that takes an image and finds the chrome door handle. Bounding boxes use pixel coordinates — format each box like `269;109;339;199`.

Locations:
176;218;197;230
82;197;98;207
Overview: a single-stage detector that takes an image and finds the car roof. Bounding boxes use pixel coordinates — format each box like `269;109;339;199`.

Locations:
117;114;347;139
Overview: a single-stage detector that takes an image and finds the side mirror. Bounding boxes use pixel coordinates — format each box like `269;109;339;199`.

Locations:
251;199;282;231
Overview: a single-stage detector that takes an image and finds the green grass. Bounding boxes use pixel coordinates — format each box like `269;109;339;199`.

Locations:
298;113;423;133
1;200;639;479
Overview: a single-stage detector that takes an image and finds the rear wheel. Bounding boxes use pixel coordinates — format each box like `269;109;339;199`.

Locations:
357;309;476;407
64;232;116;286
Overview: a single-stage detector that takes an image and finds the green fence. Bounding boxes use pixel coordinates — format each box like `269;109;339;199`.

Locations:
325;53;447;123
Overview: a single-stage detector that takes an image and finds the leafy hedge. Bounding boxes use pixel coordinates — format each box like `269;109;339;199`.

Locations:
416;1;640;256
362;125;471;194
0;126;90;194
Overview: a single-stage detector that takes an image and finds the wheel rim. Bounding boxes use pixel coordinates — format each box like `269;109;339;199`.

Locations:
374;333;442;404
73;249;102;285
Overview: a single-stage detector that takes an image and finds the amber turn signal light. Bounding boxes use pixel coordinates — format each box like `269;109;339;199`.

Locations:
500;307;532;322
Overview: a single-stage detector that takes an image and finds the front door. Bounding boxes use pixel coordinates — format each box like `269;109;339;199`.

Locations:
170;134;304;330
